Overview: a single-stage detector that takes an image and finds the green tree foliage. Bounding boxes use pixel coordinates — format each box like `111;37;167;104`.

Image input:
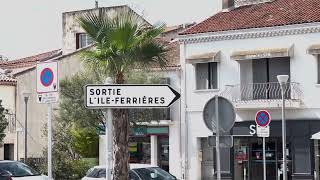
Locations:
0;100;8;142
70;126;99;158
59;73;104;129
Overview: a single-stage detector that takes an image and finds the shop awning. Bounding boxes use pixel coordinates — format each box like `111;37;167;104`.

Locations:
231;46;294;61
307;44;320;55
311;132;320;139
186;51;221;64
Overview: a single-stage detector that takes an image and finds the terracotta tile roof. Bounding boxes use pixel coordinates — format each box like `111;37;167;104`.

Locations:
0;73;16;85
180;0;320;35
0;49;62;69
165;41;180;68
148;39;180;69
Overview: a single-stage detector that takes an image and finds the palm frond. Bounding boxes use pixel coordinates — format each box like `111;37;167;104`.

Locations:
78;7;169;79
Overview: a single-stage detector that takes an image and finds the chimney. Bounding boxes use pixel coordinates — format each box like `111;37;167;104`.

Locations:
95;0;99;8
222;0;235;12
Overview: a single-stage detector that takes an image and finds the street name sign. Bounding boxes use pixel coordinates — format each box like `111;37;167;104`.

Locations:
85;84;180;108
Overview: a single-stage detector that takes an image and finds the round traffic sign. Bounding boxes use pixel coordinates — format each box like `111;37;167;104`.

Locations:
203;96;236;133
40;68;54;87
255;110;271;127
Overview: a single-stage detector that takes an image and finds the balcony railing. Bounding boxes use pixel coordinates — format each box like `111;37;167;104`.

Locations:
221;82;302;108
5;113;16;133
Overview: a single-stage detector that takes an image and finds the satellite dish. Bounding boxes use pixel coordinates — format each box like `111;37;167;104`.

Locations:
203;96;236;133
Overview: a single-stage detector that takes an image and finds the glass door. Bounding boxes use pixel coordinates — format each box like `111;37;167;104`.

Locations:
315;140;320;180
250;138;277;180
234;139;250;180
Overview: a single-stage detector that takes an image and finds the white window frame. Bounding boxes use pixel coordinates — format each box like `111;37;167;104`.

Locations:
317;55;320;85
78;33;93;49
193;62;220;92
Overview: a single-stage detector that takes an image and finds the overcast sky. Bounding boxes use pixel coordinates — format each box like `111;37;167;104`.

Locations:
0;0;220;60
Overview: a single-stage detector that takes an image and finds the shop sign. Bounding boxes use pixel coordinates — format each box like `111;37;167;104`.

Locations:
132;126;147;137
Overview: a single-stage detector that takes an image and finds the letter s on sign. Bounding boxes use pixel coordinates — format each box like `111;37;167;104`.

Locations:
249;124;256;135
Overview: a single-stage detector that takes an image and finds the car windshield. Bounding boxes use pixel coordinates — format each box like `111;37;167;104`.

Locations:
0;162;40;177
86;168;106;178
133;167;176;180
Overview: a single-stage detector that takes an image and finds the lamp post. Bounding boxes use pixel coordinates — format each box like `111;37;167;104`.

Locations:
22;91;31;163
277;75;289;180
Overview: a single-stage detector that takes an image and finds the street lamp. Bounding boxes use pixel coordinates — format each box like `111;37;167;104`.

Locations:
22;91;31;163
277;75;289;180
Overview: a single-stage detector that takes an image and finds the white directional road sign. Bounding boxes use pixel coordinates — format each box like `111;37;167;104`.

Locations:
36;62;58;93
85;84;180;108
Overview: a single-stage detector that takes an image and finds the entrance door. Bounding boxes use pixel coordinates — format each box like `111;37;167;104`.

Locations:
201;138;214;180
4;144;14;160
234;139;250;180
250;139;277;180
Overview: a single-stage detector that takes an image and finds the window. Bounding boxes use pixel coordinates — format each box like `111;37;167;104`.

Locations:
318;55;320;84
76;33;93;49
195;62;218;90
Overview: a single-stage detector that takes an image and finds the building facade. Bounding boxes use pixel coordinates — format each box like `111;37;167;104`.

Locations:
0;70;16;160
179;0;320;179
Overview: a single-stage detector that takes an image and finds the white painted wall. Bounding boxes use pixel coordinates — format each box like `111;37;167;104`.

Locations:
181;29;320;180
0;85;16;160
0;85;15;111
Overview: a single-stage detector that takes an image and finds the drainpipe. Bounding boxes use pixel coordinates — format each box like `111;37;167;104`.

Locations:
180;42;188;180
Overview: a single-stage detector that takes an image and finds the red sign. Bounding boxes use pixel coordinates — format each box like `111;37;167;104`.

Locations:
255;110;271;127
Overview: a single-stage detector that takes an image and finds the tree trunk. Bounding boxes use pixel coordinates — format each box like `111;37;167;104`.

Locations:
112;72;129;180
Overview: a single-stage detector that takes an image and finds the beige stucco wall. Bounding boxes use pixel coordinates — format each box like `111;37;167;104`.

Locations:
62;6;131;54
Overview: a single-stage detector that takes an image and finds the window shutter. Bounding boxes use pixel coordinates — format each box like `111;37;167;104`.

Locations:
208;62;218;89
76;33;80;49
196;63;209;89
318;55;320;84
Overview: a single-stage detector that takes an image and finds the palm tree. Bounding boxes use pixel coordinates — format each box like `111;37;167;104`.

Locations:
78;7;168;180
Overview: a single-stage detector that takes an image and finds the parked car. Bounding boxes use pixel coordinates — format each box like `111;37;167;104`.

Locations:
0;160;48;180
82;163;177;180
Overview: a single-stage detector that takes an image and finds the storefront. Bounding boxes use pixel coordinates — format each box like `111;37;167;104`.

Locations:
129;126;170;171
232;120;320;180
201;120;320;180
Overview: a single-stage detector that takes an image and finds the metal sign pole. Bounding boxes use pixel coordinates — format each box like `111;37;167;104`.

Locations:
104;77;113;180
215;96;221;180
105;108;113;180
263;137;266;180
48;103;52;180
